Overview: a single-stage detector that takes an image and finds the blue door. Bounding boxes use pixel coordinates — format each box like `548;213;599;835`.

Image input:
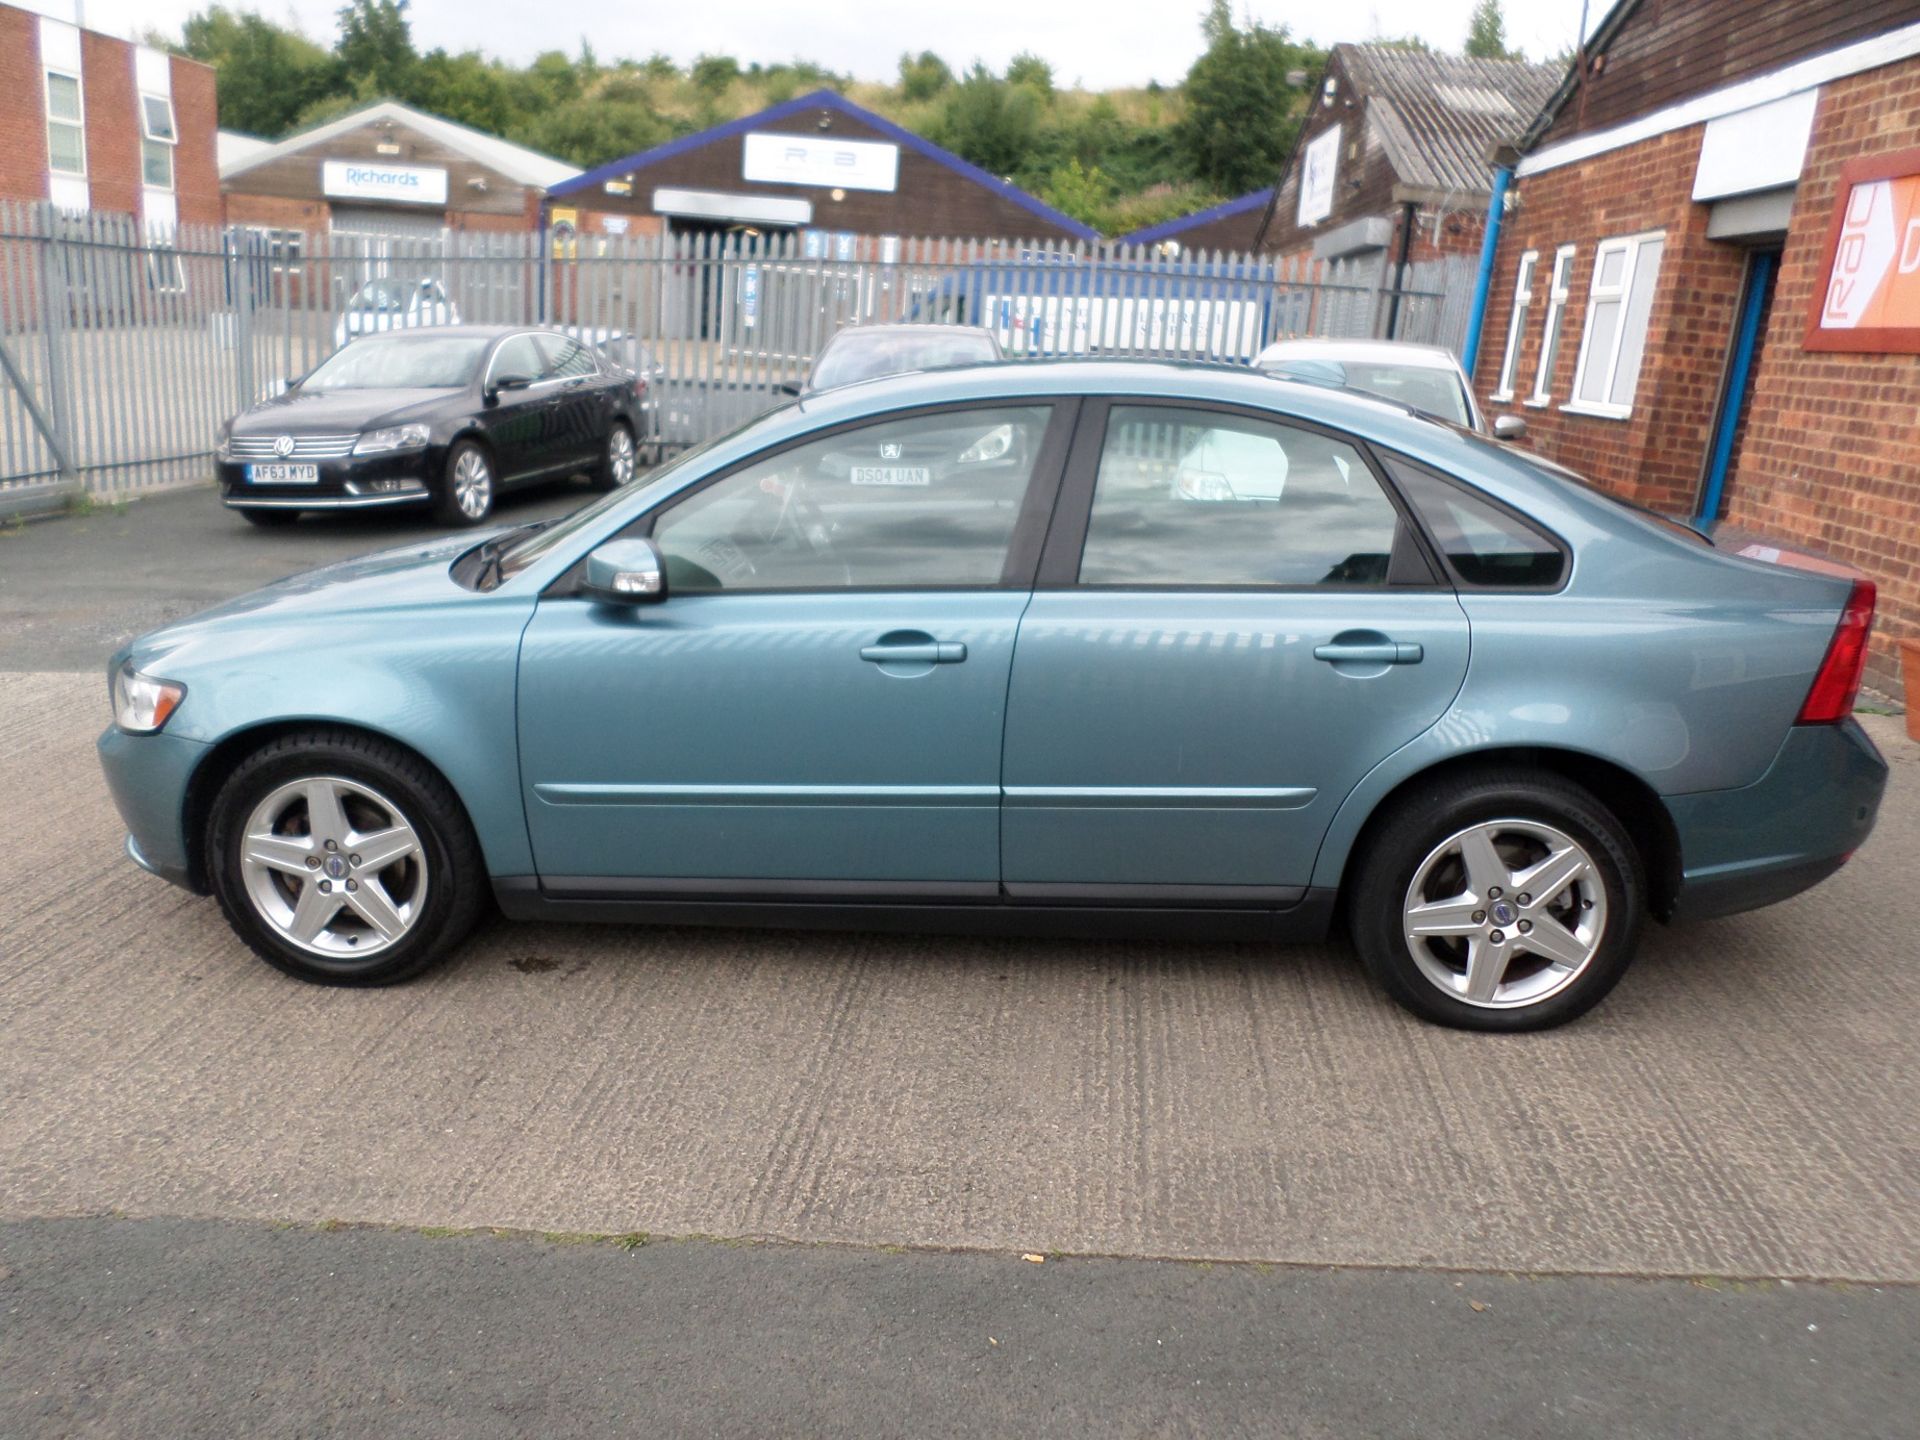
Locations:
999;402;1470;897
517;402;1069;891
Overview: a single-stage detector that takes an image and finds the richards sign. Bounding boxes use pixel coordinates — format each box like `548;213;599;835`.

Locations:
322;159;450;207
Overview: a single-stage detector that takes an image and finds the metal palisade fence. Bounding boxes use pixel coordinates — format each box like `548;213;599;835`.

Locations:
0;199;1473;503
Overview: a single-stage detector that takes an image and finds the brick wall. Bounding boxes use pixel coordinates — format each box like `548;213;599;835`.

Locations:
171;55;221;226
223;192;326;230
1721;64;1920;692
79;28;137;217
0;5;39;203
1474;125;1749;514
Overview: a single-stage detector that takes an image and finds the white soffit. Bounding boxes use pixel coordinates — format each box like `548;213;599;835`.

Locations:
653;188;812;226
1693;89;1819;200
1520;20;1920;177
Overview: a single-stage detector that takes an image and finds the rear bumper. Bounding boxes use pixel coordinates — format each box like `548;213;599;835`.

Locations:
1665;719;1887;922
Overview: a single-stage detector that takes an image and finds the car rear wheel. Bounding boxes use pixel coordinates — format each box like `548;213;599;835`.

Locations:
591;421;636;491
436;440;494;526
205;729;487;986
239;508;299;528
1348;769;1645;1031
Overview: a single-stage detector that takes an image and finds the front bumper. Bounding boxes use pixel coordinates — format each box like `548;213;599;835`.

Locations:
1665;719;1888;922
217;450;437;510
98;725;210;892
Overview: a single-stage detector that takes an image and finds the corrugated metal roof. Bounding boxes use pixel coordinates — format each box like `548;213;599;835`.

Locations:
1339;45;1562;199
220;101;579;191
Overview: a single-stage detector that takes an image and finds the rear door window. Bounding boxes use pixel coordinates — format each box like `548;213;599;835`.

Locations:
1076;405;1403;587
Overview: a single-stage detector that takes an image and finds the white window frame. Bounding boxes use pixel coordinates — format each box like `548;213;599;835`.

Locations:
1564;230;1666;420
145;245;187;294
248;226;304;275
44;67;86;178
140;93;177;191
1526;244;1577;407
1490;249;1537;401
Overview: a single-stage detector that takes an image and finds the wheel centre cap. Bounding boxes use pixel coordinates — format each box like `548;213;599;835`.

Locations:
1490;900;1517;926
324;854;348;879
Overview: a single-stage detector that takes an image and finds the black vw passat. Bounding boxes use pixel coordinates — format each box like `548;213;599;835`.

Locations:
216;326;647;528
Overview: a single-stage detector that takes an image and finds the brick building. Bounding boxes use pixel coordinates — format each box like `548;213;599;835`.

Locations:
221;100;577;241
1123;45;1557;271
0;2;218;228
1474;0;1920;691
545;90;1097;252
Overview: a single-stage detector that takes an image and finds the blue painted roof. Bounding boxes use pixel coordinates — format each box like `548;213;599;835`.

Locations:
1117;188;1274;247
546;90;1099;242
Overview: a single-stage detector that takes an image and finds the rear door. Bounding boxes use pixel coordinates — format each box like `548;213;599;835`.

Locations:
537;334;611;469
999;400;1470;899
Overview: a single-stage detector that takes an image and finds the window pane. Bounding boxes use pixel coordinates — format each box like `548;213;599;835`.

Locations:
1078;406;1400;587
491;335;543;382
654;406;1051;591
48;121;84;175
1576;299;1620;402
1597;247;1626;287
1608;238;1664;408
142;95;176;141
540;336;596;378
142;137;172;188
46;73;80;122
1391;462;1564;587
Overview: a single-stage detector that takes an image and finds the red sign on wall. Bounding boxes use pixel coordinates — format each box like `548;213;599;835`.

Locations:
1806;146;1920;353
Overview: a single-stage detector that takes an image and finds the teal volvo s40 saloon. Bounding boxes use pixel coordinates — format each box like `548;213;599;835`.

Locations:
98;361;1888;1030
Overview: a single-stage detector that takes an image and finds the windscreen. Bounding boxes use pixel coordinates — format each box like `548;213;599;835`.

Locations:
303;335;488;390
810;331;998;390
1269;358;1472;426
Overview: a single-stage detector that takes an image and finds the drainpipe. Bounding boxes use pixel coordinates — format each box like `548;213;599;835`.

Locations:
536;196;551;324
1460;162;1512;372
1385;200;1416;339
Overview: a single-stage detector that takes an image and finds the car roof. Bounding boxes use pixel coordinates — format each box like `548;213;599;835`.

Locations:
823;323;997;342
1253;338;1464;371
342;324;546;341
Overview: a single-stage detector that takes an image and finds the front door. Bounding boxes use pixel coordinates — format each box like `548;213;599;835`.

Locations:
517;402;1070;890
1000;402;1470;898
476;333;556;479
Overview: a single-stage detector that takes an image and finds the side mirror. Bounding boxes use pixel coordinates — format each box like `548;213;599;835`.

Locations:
484;373;533;407
776;380;802;397
582;537;667;604
1492;413;1528;441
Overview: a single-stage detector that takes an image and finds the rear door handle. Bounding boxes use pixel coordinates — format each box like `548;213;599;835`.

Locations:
860;641;967;664
1313;640;1423;665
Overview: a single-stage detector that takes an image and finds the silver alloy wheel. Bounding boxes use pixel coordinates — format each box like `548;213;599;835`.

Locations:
607;424;635;485
1401;818;1608;1010
238;776;428;960
452;448;492;519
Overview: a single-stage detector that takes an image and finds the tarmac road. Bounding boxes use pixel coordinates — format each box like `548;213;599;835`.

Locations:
1;487;1916;1435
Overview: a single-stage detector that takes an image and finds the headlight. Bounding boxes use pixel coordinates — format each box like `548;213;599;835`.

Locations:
111;661;185;734
214;424;232;459
353;423;431;455
1175;468;1237;502
957;424;1013;464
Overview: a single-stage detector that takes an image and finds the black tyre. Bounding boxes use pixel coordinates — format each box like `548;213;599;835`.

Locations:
435;439;495;526
591;420;637;492
240;507;299;528
205;728;488;986
1347;768;1645;1032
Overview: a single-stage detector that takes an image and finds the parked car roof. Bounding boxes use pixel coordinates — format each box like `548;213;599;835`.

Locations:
1253;338;1466;370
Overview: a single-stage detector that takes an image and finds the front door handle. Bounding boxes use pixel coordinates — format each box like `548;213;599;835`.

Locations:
859;640;967;664
1313;640;1423;665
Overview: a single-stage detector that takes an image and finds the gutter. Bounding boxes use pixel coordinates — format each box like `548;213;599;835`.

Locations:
1459;160;1512;372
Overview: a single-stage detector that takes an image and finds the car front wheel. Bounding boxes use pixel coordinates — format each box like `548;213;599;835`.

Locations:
1348;769;1645;1031
436;440;495;526
205;729;487;985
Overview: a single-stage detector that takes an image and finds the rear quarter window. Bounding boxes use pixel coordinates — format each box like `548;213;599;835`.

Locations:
1386;456;1567;589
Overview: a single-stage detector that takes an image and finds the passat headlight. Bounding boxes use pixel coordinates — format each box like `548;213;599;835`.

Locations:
111;660;185;734
353;423;431;455
214;423;232;459
957;424;1013;464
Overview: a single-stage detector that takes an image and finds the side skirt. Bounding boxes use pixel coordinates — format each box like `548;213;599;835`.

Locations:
491;877;1340;944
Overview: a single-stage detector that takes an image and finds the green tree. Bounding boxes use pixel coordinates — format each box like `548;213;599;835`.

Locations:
1006;52;1054;98
898;50;952;102
1040;157;1113;228
931;64;1043;179
408;49;516;134
1180;4;1317;195
181;6;337;136
335;0;416;96
690;54;740;94
514;100;669;169
1465;0;1520;60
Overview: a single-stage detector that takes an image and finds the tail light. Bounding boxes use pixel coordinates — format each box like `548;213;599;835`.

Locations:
1797;579;1876;724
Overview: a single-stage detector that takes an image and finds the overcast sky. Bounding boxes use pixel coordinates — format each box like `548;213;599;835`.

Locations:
25;0;1601;89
